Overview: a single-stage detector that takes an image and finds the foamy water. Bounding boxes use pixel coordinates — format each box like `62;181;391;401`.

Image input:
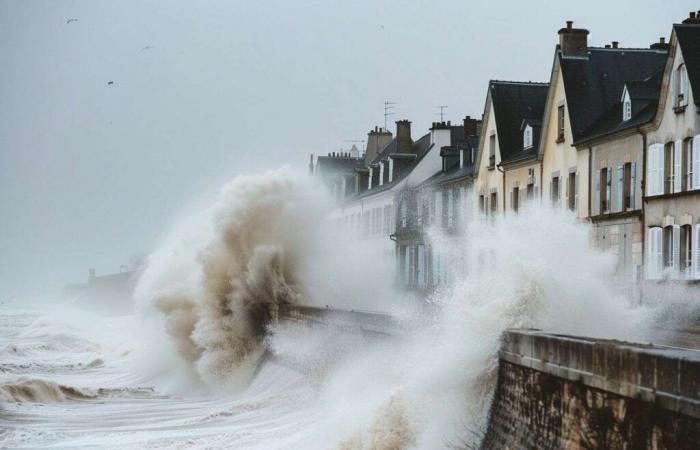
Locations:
2;169;670;449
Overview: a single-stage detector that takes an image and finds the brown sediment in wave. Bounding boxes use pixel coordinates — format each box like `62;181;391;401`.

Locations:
0;378;97;403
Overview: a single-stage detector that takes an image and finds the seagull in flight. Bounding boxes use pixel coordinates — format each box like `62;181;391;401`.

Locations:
140;46;153;52
107;81;114;86
66;18;78;24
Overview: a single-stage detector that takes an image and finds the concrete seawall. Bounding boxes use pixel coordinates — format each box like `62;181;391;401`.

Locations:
481;330;700;450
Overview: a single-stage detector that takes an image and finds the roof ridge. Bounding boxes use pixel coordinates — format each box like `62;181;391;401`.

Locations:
587;46;667;52
489;79;549;86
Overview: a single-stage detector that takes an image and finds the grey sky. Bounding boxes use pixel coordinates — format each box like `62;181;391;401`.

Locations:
0;0;696;299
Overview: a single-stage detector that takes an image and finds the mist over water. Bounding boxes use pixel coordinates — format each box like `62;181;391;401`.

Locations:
2;168;656;449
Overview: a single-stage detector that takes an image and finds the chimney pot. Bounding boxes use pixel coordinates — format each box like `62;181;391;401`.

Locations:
660;37;666;44
566;20;573;29
605;44;611;48
612;41;619;49
691;12;696;19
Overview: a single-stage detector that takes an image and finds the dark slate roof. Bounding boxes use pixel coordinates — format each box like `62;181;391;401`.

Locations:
424;135;480;186
369;138;397;164
559;46;667;143
675;24;700;108
490;81;549;164
353;133;432;199
577;71;662;143
315;155;365;176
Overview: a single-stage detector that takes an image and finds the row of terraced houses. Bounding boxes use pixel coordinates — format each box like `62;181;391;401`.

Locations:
310;14;700;296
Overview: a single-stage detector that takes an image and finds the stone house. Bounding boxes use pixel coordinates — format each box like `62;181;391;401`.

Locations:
642;13;700;282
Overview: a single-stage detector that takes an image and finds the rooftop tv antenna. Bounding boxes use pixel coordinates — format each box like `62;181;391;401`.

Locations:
384;101;396;130
437;105;448;122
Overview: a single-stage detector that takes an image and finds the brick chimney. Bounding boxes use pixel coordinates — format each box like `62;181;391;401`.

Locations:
558;21;589;58
364;126;392;164
463;116;481;137
650;37;669;50
682;11;700;24
395;120;412;153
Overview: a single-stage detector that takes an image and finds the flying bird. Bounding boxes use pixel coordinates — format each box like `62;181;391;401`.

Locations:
107;81;114;86
140;46;153;52
66;18;78;24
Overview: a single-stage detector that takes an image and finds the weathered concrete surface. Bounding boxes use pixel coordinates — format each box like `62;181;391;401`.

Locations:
275;304;400;337
481;330;700;450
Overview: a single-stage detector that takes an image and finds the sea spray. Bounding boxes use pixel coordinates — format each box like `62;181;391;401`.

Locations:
132;170;652;448
134;168;334;387
266;199;651;449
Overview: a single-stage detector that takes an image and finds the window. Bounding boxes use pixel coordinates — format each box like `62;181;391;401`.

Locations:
623;162;635;210
567;172;576;211
551;176;560;205
662;225;680;275
557;105;565;141
676;63;689;109
623;99;632;121
681;225;692;278
616;165;624;212
490;192;498;215
599;167;610;213
512;186;519;212
479;195;485;214
662;141;683;194
446;189;454;228
523;125;533;149
527;183;534;201
488;134;496;168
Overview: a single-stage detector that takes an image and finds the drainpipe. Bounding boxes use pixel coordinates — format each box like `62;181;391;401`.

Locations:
637;126;647;304
497;163;506;215
587;147;592;219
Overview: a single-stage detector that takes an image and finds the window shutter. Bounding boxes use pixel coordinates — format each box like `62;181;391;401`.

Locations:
631;162;637;209
617;165;624;212
693;224;700;280
671;224;680;278
605;167;612;211
693;136;700;190
674;140;683;193
575;172;579;211
595;170;600;214
648;227;661;279
647;145;655;195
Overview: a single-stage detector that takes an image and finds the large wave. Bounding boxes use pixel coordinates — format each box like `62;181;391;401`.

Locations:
134;169;331;386
132;168;652;448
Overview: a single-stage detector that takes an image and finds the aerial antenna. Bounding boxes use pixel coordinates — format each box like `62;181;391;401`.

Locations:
384;101;396;130
437;105;448;122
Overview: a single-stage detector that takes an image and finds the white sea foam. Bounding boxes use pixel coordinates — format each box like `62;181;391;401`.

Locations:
3;170;673;449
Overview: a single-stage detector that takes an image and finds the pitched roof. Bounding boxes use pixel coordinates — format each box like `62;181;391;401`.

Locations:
353;133;432;199
559;47;667;143
675;23;700;108
576;71;663;143
490;81;549;164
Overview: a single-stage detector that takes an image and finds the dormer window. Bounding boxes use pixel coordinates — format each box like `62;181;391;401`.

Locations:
623;100;631;121
621;85;632;121
523;124;533;149
676;63;689;109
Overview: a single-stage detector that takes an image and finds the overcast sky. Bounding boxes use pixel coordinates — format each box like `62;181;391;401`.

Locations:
1;0;697;300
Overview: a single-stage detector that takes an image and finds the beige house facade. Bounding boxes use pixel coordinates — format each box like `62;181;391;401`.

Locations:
642;17;700;282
